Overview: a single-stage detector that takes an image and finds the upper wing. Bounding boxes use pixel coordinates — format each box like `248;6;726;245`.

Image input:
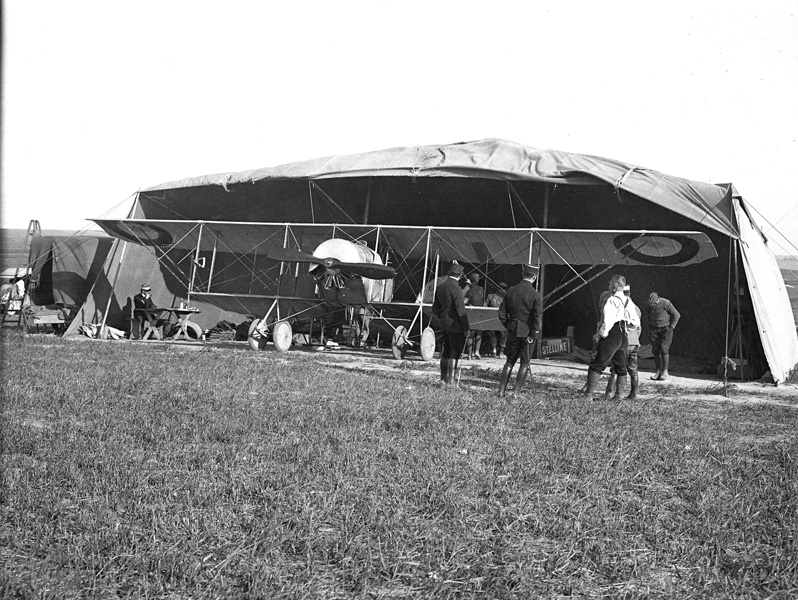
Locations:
92;219;717;267
380;226;718;267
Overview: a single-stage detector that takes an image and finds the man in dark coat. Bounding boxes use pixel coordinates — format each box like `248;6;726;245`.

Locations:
133;284;160;339
497;264;543;397
432;261;470;385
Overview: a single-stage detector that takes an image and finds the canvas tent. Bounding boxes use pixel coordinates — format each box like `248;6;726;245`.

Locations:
69;139;798;383
27;233;114;308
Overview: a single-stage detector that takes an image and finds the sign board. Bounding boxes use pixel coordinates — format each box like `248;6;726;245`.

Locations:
540;337;571;358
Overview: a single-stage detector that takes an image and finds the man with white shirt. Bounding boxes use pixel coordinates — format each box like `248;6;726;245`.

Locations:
580;274;641;399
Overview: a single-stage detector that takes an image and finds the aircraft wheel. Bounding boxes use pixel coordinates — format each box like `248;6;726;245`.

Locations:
185;321;203;340
248;318;268;351
272;321;293;352
419;326;436;361
391;325;408;360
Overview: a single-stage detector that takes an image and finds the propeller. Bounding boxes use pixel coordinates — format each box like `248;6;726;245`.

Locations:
266;247;395;280
335;262;395;280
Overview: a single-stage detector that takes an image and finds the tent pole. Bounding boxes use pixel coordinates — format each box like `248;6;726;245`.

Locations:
96;193;140;338
308;181;315;223
508;183;539;226
536;184;550;358
363;178;372;224
734;238;744;381
98;240;128;339
507;183;517;228
722;237;733;396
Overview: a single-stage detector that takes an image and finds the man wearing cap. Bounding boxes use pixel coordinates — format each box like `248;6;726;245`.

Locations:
484;282;508;357
133;284;158;339
647;291;680;380
464;272;485;360
432;262;470;385
497;264;543;397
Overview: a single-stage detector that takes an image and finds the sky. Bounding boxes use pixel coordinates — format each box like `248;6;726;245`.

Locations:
2;1;797;256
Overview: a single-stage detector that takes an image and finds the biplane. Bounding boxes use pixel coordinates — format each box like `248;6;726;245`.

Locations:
91;219;719;358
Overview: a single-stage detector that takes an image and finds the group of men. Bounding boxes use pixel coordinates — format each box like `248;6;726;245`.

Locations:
580;275;680;400
432;261;680;399
432;261;543;396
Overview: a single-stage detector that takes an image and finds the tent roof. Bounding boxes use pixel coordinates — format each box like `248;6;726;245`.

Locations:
144;138;735;237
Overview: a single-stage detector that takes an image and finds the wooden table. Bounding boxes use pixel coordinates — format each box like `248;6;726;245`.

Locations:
136;308;168;340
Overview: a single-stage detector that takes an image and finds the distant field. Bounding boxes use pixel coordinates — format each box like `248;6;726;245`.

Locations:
2;334;796;598
780;256;798;325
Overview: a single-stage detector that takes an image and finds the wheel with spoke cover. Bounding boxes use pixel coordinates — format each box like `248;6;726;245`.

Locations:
272;321;293;352
248;318;268;351
419;327;436;361
391;325;408;360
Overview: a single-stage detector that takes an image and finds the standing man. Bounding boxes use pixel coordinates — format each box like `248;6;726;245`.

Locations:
580;274;640;399
601;284;643;400
497;264;543;397
647;291;680;380
432;262;470;385
485;282;508;357
464;272;485;359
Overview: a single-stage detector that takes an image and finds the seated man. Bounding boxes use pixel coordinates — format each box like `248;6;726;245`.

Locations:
132;284;163;339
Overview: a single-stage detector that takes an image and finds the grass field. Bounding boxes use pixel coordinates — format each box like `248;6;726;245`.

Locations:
2;334;797;599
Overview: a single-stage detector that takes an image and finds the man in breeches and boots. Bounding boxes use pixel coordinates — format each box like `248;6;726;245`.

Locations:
581;274;640;400
647;292;680;380
601;284;643;400
432;261;470;385
497;264;543;397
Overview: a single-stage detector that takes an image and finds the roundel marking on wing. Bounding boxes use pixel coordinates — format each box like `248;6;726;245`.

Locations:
106;222;174;246
612;233;700;266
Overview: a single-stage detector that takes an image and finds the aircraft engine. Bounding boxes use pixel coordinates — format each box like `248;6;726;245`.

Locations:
311;239;393;303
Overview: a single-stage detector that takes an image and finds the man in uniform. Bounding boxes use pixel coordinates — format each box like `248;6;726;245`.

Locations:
464;272;485;359
432;262;470;385
647;291;680;380
484;282;508;357
497;264;543;397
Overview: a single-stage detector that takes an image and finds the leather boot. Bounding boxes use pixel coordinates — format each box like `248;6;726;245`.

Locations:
659;355;670;380
611;375;628;401
515;364;530;395
626;373;639;400
439;359;448;384
581;370;601;398
498;365;512;397
446;359;457;384
650;356;662;380
602;373;617;400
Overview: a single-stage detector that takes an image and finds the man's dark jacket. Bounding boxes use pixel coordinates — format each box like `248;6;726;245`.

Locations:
432;277;470;334
499;280;543;338
133;293;156;318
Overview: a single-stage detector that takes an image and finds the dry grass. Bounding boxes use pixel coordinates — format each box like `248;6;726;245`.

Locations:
1;332;797;599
